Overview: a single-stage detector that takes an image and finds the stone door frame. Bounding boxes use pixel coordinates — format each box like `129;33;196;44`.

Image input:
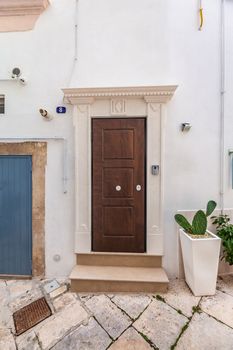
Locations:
63;86;177;256
0;142;47;277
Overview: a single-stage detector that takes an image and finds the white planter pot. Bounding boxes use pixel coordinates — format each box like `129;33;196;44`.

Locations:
180;229;221;296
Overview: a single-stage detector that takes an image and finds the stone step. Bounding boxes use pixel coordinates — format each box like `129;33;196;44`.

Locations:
76;253;162;268
70;265;169;293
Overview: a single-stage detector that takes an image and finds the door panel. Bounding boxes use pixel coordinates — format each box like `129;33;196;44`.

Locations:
92;118;146;252
103;129;134;159
103;207;134;237
0;156;32;275
103;168;134;198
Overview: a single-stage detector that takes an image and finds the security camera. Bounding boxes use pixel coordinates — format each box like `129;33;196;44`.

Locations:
39;108;53;121
11;67;21;79
10;67;27;86
19;77;27;85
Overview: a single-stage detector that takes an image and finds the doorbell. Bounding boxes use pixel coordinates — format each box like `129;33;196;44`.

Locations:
151;165;159;175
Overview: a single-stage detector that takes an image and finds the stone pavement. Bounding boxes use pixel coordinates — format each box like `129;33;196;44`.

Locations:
0;276;233;350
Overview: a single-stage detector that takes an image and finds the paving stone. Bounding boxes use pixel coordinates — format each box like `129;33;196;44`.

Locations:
201;290;233;328
217;275;233;297
85;295;132;339
0;283;10;306
16;331;41;350
134;299;188;350
0;328;16;350
53;292;77;312
8;288;44;313
107;294;114;299
2;278;233;350
79;293;94;302
176;312;233;349
112;294;151;319
52;317;111;350
6;280;17;286
159;279;201;317
109;327;153;350
36;300;89;349
8;281;34;299
0;304;12;329
49;285;67;299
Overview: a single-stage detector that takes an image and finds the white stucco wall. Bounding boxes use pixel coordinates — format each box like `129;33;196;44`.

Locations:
0;0;232;278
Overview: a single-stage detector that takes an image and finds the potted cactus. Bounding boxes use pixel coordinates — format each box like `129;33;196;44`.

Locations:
175;200;221;296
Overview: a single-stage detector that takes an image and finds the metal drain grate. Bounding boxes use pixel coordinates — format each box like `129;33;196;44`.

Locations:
13;297;52;335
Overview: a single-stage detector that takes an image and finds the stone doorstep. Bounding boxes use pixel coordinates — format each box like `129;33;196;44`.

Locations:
76;253;162;268
70;265;169;293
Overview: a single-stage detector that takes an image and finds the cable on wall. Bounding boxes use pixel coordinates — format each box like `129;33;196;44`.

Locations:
67;0;79;87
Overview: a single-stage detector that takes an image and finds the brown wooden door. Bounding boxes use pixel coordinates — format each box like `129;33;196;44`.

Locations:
92;118;146;252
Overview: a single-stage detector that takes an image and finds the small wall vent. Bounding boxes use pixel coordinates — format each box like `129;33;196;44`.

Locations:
0;95;5;114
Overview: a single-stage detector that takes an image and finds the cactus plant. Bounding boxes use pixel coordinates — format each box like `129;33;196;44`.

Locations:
192;210;207;235
174;214;193;234
206;200;217;217
175;200;217;235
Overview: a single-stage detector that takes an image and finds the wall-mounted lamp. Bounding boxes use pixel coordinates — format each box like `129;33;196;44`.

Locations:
39;109;54;121
181;122;192;132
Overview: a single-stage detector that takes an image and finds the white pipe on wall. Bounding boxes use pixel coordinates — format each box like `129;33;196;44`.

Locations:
220;0;226;213
74;0;79;62
0;137;68;193
0;78;18;82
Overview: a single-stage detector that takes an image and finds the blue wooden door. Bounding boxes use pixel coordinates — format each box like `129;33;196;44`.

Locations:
0;156;32;276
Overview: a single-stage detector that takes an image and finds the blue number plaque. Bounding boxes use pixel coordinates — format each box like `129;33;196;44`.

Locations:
56;106;66;114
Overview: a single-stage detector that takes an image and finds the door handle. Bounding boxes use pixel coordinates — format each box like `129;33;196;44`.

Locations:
116;185;121;191
136;185;142;191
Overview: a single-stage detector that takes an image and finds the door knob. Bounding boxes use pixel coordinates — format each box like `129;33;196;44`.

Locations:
136;185;142;191
116;185;121;191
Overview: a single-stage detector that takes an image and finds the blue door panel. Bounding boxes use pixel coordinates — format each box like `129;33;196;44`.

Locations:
0;156;32;275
